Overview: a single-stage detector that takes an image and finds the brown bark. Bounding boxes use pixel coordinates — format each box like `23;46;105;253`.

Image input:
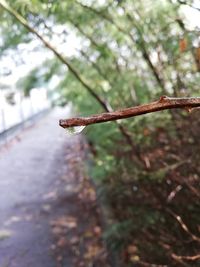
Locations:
59;96;200;128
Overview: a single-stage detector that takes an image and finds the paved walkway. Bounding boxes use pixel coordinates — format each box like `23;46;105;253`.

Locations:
0;107;77;267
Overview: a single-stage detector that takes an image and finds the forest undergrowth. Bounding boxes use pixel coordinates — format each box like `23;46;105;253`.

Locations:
87;110;200;267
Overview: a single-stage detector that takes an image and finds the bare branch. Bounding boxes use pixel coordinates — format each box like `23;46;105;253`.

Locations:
167;209;200;243
172;253;200;261
0;0;138;150
176;0;200;12
0;0;108;111
76;1;167;93
59;96;200;128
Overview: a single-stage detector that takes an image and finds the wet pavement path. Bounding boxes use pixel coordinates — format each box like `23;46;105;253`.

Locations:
0;107;109;267
0;107;78;267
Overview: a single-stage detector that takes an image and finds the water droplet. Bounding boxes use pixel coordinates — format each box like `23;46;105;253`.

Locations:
65;125;86;135
132;186;138;192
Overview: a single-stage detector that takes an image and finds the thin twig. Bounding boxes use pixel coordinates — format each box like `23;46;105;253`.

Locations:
59;96;200;128
167;209;200;243
171;253;200;261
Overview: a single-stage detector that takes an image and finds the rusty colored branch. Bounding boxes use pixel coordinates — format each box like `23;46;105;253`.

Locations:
59;96;200;128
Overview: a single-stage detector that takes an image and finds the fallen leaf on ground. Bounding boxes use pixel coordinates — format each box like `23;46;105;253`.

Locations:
127;244;138;254
70;236;79;245
0;229;12;240
43;191;57;200
57;237;67;248
51;216;77;229
84;245;102;260
93;226;102;235
52;226;64;235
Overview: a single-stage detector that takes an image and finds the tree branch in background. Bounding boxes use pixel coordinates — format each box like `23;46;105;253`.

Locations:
171;253;200;262
0;0;108;111
177;0;200;12
0;0;137;150
75;1;168;94
166;208;200;243
59;96;200;128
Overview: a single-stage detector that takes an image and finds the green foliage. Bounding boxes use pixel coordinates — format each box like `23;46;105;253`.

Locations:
104;219;133;250
17;68;39;96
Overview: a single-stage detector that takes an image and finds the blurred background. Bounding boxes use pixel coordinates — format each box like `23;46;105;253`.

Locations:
0;0;200;266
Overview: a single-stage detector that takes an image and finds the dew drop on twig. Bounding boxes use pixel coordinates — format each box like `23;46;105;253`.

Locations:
65;126;86;135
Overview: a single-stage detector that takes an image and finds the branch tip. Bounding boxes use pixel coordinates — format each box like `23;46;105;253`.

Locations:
59;119;65;128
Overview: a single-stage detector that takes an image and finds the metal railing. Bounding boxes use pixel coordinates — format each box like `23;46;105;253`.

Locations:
0;108;50;146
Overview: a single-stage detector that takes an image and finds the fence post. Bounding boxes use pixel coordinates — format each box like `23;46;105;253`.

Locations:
1;108;7;144
19;92;25;128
